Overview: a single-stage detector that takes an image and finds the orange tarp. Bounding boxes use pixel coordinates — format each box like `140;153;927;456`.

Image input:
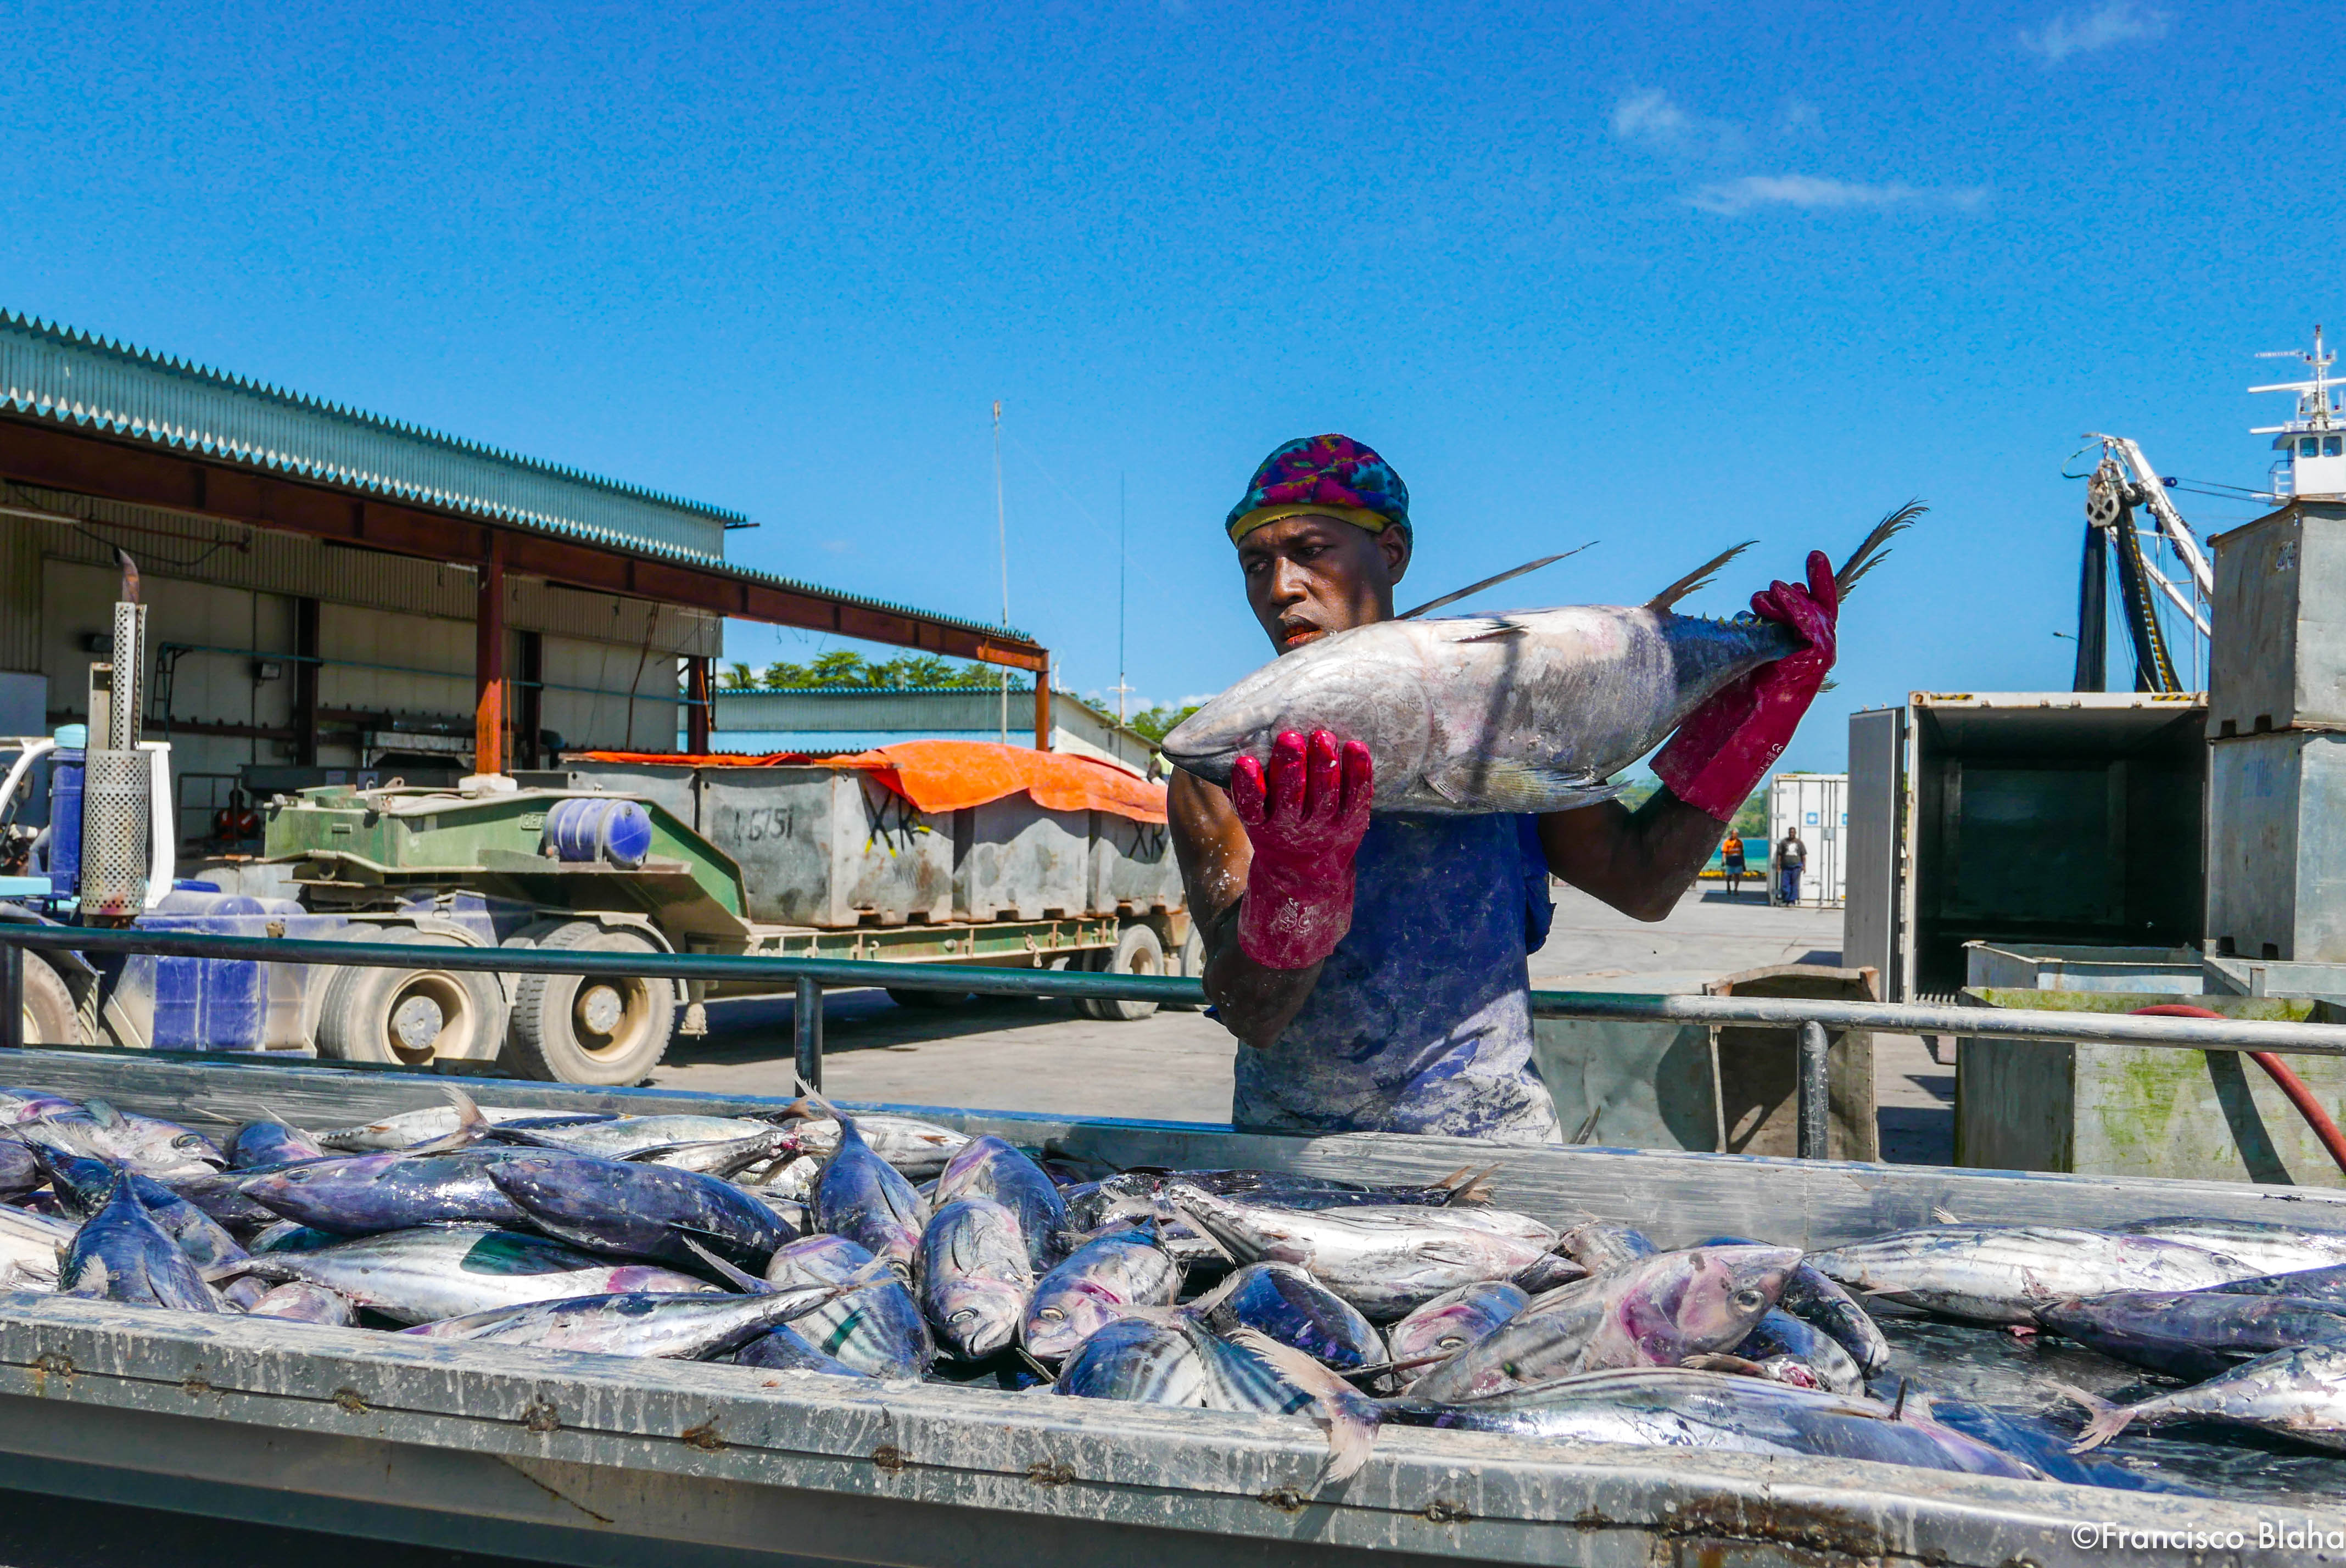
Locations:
572;739;1168;824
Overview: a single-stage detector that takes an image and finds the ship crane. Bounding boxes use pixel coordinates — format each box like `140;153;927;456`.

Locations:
2074;433;2211;694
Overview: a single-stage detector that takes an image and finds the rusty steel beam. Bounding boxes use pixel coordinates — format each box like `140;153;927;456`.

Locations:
0;415;1048;671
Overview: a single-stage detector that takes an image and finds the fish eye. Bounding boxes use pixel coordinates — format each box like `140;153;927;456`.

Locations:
1437;1336;1464;1351
1037;1306;1064;1322
948;1309;976;1325
1733;1289;1766;1311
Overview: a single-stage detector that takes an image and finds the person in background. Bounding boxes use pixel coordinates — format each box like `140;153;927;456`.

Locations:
1720;829;1747;898
1775;828;1807;906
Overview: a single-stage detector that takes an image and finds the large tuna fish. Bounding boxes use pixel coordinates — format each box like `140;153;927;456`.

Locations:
1806;1224;2256;1326
931;1136;1065;1272
233;1225;716;1324
487;1153;796;1271
29;1143;246;1269
917;1196;1034;1359
1410;1245;1798;1400
1165;1184;1558;1320
401;1273;868;1359
808;1110;928;1273
1161;508;1917;815
2037;1290;2346;1380
1022;1220;1183;1360
766;1234;933;1379
2106;1216;2346;1277
1191;1262;1385;1373
2065;1343;2346;1453
57;1177;219;1312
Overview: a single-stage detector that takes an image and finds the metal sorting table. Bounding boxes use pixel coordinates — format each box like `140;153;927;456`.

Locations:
2;1050;2345;1566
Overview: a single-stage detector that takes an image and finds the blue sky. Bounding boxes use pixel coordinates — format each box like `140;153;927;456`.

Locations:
1;0;2329;772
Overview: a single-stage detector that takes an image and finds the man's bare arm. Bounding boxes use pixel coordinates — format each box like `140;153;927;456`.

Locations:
1168;768;1321;1049
1538;785;1730;923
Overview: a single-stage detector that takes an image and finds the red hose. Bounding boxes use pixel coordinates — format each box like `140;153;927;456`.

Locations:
2130;1004;2346;1178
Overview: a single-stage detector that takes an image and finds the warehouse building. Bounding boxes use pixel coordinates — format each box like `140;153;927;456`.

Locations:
0;310;1047;844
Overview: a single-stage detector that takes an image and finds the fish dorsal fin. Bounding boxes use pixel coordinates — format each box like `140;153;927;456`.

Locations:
1397;542;1595;620
1647;541;1757;612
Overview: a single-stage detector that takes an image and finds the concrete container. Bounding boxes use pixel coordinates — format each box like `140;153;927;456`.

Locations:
2206;728;2346;964
1531;965;1876;1160
1957;986;2346;1186
952;795;1088;921
699;768;952;928
1965;941;2204;994
2208;501;2346;738
1087;811;1181;914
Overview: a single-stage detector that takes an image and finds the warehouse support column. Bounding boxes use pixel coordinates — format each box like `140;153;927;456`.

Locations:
685;655;712;754
516;631;544;771
473;535;506;779
291;597;320;767
1033;677;1051;751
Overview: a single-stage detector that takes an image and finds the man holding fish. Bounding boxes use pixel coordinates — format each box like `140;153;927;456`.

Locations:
1164;435;1909;1145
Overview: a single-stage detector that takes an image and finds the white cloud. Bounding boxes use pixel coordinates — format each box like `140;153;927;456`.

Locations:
1610;89;1741;157
2019;1;2170;63
1686;175;1990;215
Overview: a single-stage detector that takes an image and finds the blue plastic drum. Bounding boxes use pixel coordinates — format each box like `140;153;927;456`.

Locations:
541;797;654;870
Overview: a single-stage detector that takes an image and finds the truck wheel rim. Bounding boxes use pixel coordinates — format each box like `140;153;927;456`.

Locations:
387;975;468;1062
572;979;650;1060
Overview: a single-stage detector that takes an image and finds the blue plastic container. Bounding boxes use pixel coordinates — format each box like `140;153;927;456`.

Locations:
541;797;654;870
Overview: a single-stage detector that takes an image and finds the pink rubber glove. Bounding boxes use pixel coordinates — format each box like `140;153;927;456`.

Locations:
1652;550;1839;822
1232;729;1375;970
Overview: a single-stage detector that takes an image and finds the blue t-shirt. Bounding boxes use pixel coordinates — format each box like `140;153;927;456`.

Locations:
1231;814;1563;1144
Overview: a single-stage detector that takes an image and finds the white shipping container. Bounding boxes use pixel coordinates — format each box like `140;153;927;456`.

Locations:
1767;772;1847;909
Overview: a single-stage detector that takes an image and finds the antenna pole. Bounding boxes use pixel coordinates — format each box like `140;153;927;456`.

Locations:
1118;471;1128;725
993;399;1008;744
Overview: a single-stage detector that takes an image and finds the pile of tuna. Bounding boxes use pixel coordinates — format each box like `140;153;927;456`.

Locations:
7;1083;2346;1493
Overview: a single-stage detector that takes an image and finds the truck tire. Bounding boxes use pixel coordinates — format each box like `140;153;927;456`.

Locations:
506;920;676;1085
316;929;505;1067
1080;923;1163;1022
17;957;79;1045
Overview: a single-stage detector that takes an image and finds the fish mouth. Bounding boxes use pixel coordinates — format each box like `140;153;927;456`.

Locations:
1156;713;1238;786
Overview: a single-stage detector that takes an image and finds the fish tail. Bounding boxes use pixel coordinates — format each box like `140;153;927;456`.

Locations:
1435;1165;1497;1206
2054;1381;2134;1452
1226;1328;1383;1486
1647;541;1757;611
1834;501;1926;597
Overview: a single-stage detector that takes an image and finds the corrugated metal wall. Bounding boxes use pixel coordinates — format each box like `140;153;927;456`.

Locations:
2;313;737;561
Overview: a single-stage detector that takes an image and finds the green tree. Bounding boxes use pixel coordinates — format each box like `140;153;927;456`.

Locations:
1129;703;1200;743
718;662;758;690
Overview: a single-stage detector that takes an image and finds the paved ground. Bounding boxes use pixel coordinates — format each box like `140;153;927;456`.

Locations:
652;882;1957;1162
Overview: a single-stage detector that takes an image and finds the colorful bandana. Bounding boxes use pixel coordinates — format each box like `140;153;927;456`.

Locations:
1226;434;1410;543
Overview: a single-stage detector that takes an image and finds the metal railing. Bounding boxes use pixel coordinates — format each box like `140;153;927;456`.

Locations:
5;922;2344;1160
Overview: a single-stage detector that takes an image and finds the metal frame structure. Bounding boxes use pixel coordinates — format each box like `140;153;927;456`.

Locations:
0;1042;2339;1564
7;924;2345;1161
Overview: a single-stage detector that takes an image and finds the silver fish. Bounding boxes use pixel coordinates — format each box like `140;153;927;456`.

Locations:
58;1177;219;1312
312;1105;617;1152
1389;1368;2036;1480
1165;1184;1557;1320
2065;1343;2346;1454
809;1110;929;1273
931;1136;1066;1272
1190;1261;1385;1373
1559;1222;1658;1274
233;1225;718;1324
918;1196;1034;1358
767;1234;934;1379
1806;1225;2256;1326
1384;1281;1530;1380
401;1274;858;1359
1413;1245;1798;1400
787;1108;969;1178
0;1206;71;1289
492;1113;782;1160
2107;1216;2346;1277
1023;1221;1183;1360
20;1107;224;1179
1161;509;1918;815
244;1281;358;1326
2036;1290;2346;1380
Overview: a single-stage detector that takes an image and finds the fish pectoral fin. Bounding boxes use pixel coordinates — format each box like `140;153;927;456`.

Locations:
1449;623;1528;644
1423;759;1624;815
